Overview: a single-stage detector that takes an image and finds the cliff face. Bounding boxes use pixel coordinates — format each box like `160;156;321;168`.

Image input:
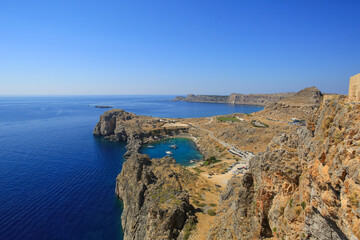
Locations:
208;97;360;239
116;153;196;240
173;93;294;106
259;87;324;121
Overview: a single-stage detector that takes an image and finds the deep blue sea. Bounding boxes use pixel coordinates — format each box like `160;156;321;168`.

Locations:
0;96;263;240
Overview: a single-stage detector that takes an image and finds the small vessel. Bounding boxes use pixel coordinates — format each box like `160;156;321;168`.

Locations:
147;145;154;148
189;160;195;163
165;151;173;155
170;144;178;149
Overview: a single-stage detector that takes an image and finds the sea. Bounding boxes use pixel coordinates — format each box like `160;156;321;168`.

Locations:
0;96;263;240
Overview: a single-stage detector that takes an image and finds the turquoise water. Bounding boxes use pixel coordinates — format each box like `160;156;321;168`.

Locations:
0;96;263;240
142;138;203;166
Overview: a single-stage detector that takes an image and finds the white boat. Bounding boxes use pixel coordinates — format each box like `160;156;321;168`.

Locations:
147;145;154;148
170;144;178;149
165;151;173;155
189;160;195;163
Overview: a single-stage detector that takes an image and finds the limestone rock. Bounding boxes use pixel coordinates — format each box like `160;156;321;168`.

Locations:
208;97;360;239
116;153;196;240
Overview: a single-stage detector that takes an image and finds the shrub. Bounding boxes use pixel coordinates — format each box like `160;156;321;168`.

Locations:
207;209;217;216
202;156;220;166
301;201;306;210
183;219;196;240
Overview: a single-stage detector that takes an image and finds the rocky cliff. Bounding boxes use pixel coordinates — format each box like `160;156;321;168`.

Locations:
258;87;324;121
208;96;360;239
173;92;294;106
116;153;196;240
93;109;189;156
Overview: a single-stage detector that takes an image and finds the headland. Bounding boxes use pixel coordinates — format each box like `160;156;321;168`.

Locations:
94;86;360;240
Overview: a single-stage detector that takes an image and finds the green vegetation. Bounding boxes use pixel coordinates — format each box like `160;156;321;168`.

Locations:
349;193;359;206
273;227;277;232
183;218;197;240
209;203;217;207
301;201;306;210
192;199;206;207
150;186;180;204
182;167;198;180
217;116;239;122
202;156;221;166
207;209;217;216
289;198;293;207
193;167;204;174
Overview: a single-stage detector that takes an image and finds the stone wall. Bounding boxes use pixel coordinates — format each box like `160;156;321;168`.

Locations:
349;73;360;102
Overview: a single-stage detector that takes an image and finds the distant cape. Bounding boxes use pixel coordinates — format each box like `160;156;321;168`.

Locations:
172;92;295;106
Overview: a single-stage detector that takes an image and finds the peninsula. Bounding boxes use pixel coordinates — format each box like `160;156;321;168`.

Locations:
173;92;295;106
94;83;360;239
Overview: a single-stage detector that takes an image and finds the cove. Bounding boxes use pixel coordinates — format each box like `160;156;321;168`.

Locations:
141;138;203;166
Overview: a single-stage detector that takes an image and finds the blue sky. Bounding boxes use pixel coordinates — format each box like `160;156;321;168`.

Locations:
0;0;359;95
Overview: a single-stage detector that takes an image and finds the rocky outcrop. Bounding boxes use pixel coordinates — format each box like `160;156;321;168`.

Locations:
116;153;196;240
94;109;189;156
259;87;324;121
173;93;294;106
208;96;360;239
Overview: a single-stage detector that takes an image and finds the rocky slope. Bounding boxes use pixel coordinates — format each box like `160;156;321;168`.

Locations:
208;96;360;239
116;153;196;240
173;92;294;106
258;87;324;121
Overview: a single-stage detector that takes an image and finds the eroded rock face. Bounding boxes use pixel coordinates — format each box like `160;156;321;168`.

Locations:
260;87;324;121
116;153;196;240
209;97;360;239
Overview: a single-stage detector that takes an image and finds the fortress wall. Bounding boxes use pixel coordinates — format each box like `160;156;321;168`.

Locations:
349;73;360;101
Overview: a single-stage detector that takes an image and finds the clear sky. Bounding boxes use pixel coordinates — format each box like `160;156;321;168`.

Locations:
1;0;359;95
